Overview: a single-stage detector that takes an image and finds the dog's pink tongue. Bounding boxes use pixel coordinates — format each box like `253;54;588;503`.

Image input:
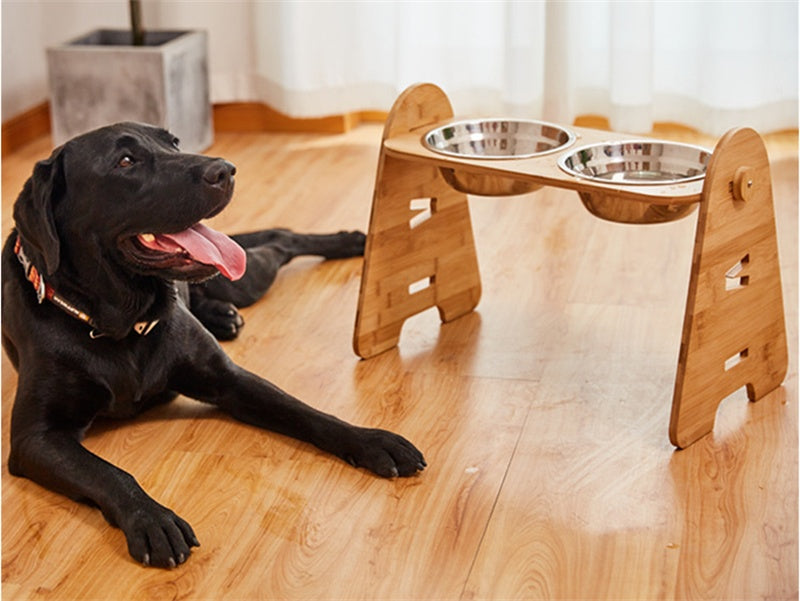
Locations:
162;224;246;281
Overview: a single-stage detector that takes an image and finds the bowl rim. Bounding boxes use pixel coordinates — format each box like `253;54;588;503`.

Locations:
557;139;713;186
423;118;578;160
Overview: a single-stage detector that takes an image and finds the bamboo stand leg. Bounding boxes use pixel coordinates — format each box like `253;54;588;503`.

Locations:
670;128;788;448
353;84;482;358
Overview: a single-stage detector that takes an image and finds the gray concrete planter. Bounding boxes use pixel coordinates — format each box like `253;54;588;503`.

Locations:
47;29;212;153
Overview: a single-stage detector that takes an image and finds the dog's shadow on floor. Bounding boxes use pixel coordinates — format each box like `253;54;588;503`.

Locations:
84;397;229;440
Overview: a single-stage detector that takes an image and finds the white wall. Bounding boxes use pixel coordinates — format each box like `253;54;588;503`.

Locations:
2;0;133;120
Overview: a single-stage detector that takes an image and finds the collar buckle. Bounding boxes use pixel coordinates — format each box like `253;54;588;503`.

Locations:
132;320;159;336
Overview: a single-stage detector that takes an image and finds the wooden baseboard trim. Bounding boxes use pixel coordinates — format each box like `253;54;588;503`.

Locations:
572;114;610;130
2;102;51;157
1;101;389;154
4;102;794;156
213;103;387;134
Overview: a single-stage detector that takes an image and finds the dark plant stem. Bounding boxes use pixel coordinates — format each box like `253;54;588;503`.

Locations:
130;0;144;46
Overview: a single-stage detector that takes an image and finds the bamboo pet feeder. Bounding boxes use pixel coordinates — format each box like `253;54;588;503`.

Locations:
353;83;788;449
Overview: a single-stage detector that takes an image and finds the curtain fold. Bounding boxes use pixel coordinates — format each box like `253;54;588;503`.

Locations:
143;0;800;135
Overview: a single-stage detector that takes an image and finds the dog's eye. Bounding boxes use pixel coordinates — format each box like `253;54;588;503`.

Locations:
118;156;135;168
171;138;180;150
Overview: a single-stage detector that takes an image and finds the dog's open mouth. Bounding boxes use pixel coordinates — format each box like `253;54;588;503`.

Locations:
124;222;247;281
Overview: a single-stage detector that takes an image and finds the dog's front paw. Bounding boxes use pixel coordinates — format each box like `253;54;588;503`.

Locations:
192;298;245;340
344;428;426;478
120;501;199;568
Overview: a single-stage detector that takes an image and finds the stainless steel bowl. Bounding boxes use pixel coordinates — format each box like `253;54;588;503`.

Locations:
558;140;710;185
425;119;576;160
558;140;711;224
425;119;576;196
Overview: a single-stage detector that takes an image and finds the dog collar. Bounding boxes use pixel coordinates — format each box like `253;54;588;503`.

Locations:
13;235;159;339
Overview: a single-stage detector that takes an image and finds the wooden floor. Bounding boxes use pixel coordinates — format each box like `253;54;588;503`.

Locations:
2;125;797;600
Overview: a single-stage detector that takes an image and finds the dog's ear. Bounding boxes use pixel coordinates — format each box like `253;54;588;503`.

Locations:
13;146;65;275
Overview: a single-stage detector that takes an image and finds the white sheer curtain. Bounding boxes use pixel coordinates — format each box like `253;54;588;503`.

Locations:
111;0;800;136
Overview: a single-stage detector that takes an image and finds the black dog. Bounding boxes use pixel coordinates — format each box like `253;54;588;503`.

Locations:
2;122;425;568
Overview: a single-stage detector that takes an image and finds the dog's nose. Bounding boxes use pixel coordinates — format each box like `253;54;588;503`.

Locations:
203;160;236;187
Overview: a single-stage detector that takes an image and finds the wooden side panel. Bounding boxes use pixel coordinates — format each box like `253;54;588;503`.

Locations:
670;128;788;448
353;84;481;358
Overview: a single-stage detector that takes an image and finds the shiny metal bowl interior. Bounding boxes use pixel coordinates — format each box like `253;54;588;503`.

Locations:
425;119;576;160
558;140;711;224
558;140;711;185
424;119;576;196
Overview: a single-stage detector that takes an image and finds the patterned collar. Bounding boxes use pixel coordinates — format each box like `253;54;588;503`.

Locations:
13;235;158;339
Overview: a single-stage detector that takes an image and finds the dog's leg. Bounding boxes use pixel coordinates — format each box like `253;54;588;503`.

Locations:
8;392;198;568
199;229;365;307
189;229;365;337
232;228;366;259
172;341;425;478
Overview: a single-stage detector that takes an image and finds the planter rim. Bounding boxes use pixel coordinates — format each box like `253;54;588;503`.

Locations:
49;29;206;52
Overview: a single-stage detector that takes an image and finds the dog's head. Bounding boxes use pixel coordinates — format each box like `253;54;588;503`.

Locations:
14;122;246;283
